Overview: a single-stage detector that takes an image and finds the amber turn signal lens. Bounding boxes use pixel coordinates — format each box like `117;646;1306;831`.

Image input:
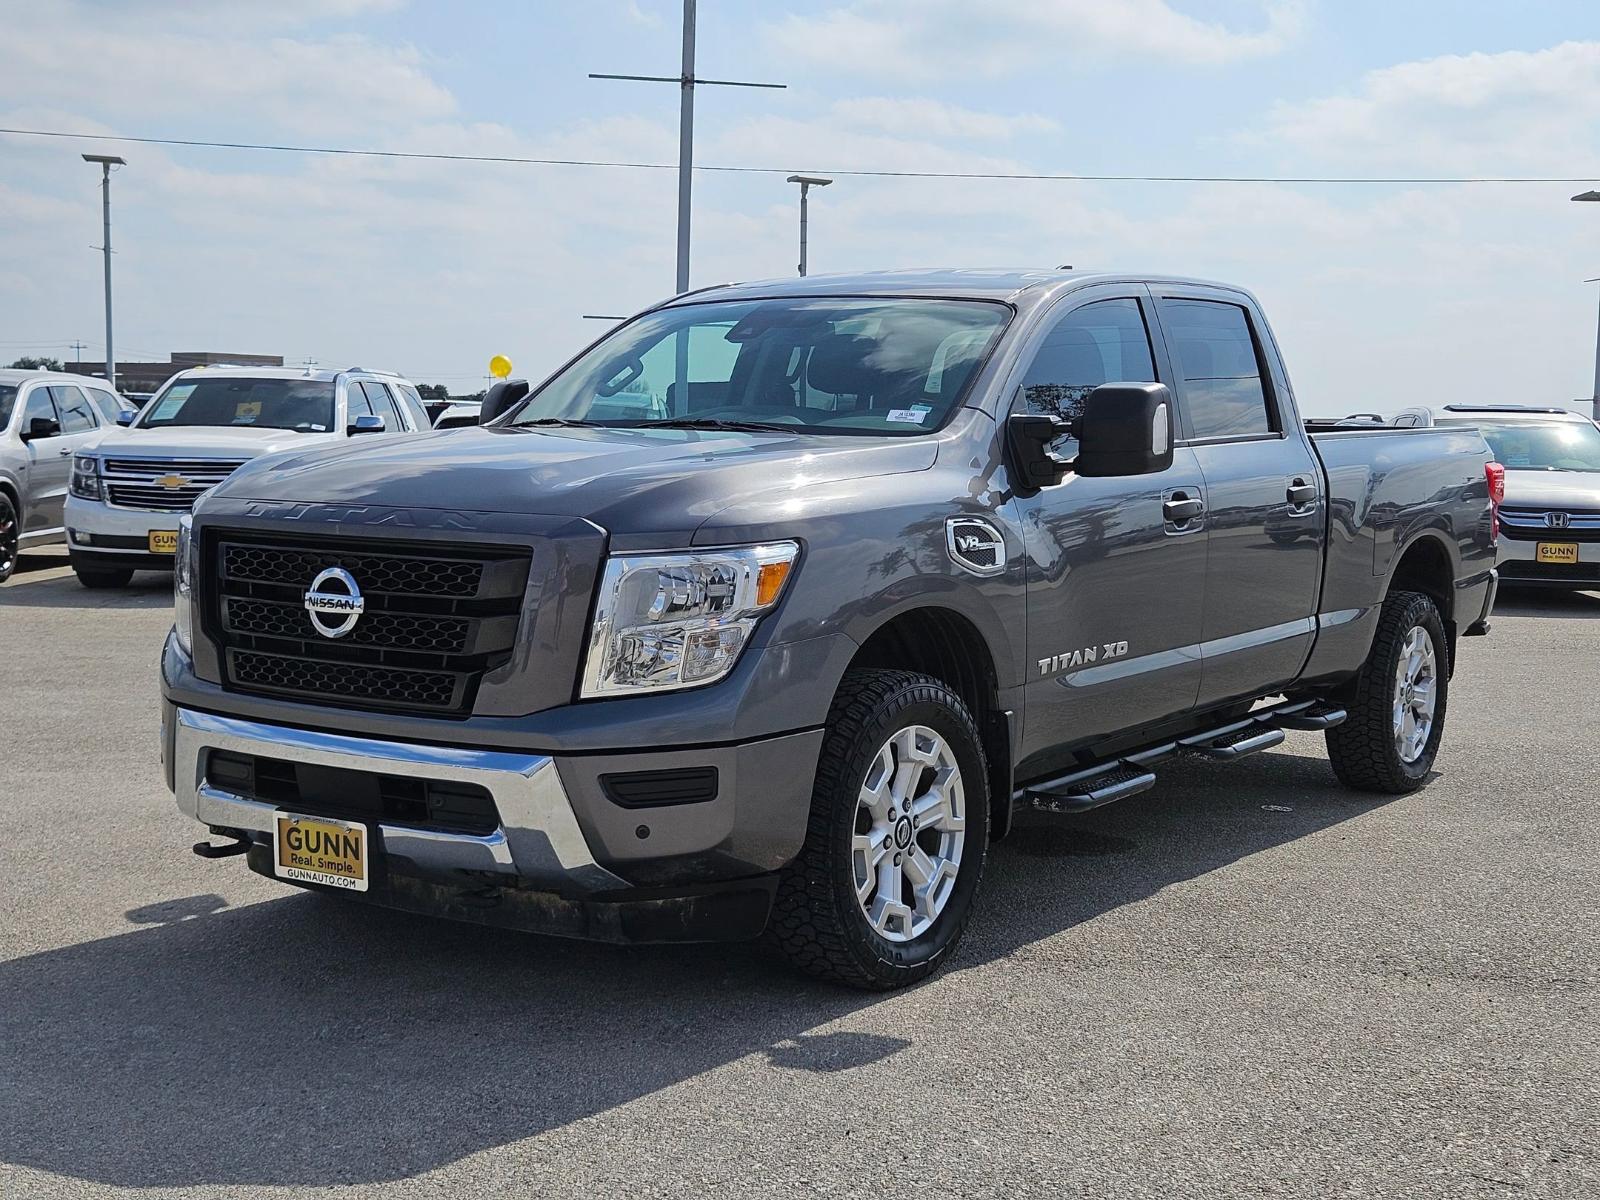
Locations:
756;560;792;607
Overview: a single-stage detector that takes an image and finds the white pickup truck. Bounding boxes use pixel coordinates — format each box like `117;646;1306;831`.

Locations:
64;365;429;587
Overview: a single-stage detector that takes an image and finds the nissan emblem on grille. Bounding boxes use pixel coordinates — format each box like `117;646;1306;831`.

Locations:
1546;511;1571;529
303;567;365;638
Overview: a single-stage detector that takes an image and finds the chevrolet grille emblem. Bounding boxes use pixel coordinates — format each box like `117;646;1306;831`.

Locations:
154;474;192;490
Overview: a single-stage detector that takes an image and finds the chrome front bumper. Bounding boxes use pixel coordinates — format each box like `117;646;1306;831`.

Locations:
171;708;626;893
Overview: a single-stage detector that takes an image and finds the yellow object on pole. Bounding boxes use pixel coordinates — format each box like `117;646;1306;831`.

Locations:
488;354;513;379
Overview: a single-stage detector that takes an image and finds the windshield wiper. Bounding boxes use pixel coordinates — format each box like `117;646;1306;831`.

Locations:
626;417;797;433
514;418;599;428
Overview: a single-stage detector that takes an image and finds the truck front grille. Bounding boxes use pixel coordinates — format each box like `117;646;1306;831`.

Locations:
103;457;248;512
210;534;530;716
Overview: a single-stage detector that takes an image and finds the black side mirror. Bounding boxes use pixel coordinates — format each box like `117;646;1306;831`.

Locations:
346;414;386;435
1073;383;1175;479
22;416;61;443
116;411;136;427
478;378;530;425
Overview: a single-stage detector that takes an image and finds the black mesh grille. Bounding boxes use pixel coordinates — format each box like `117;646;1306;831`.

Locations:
222;543;484;595
209;534;530;716
224;597;472;654
229;650;461;710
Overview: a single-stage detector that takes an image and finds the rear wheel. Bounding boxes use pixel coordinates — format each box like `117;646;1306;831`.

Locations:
769;668;989;989
1326;590;1448;793
74;565;135;589
0;494;17;583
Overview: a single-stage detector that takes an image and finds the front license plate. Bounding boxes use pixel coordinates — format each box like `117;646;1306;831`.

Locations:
147;529;179;554
1536;542;1579;564
273;813;368;892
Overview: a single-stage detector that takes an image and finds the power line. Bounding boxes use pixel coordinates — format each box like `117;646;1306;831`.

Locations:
2;126;1594;185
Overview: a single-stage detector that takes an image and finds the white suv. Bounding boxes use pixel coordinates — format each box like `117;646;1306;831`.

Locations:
64;366;429;588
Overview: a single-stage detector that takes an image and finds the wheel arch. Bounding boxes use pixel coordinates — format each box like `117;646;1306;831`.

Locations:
844;604;1017;841
1384;529;1459;669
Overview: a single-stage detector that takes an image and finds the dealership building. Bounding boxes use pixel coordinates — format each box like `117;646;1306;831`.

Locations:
64;351;284;399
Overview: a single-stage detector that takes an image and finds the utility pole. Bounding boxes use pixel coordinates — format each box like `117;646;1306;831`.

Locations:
786;175;832;276
1573;192;1600;420
70;340;86;366
82;154;125;389
591;0;785;294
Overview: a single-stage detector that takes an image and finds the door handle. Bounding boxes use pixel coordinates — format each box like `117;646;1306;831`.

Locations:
1163;496;1205;524
1286;479;1317;508
58;447;74;457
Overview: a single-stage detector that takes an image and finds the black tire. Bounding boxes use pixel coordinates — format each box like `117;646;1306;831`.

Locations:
1326;590;1449;793
74;566;135;589
0;493;16;583
768;668;989;990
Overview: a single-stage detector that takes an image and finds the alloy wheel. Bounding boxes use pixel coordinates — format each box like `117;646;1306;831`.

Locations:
852;724;967;943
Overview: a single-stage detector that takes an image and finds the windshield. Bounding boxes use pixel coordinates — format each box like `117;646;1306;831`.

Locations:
1472;419;1600;472
0;385;15;431
137;377;337;433
509;297;1009;436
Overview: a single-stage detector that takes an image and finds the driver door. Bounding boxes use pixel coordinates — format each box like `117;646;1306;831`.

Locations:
18;386;72;533
1011;286;1208;763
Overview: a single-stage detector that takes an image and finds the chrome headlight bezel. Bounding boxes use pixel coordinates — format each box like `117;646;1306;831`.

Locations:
580;542;800;699
173;514;196;654
69;455;102;501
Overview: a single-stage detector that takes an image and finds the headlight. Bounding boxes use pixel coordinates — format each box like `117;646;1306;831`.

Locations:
69;455;102;500
173;514;195;654
580;542;799;698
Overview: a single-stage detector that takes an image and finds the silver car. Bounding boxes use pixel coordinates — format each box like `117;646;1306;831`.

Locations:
1430;405;1600;590
0;369;135;582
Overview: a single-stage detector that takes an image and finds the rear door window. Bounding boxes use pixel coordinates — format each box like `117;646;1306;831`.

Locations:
1158;300;1275;439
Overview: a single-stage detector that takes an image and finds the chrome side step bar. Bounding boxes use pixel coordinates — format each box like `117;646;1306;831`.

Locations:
1020;697;1347;816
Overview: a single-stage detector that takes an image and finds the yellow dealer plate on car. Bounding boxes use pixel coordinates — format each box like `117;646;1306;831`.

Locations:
273;813;368;892
1537;542;1579;564
148;529;179;554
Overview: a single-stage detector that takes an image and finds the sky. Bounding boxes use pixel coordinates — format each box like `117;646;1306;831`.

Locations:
1;0;1598;413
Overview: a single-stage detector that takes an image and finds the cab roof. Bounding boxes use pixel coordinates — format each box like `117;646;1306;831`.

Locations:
659;268;1245;308
163;365;405;384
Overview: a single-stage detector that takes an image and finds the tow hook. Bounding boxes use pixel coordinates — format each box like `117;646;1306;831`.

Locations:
192;831;252;859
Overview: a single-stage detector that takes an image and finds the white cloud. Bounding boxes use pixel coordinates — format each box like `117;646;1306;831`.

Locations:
765;0;1306;79
1259;41;1600;173
3;2;453;135
829;98;1057;142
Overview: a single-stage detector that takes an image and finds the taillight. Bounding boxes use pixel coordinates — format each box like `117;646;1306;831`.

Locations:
1486;461;1505;541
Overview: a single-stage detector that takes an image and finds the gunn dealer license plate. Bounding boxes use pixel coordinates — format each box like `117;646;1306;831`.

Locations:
148;529;179;554
1536;542;1579;564
273;813;369;891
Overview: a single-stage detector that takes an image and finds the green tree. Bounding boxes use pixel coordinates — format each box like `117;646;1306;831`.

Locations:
8;356;63;371
414;383;451;401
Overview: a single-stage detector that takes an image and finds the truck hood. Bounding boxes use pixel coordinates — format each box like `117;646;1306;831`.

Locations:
89;425;344;460
1501;468;1600;510
214;425;938;539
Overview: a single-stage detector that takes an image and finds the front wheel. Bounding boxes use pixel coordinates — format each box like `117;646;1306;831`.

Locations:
1326;590;1449;793
769;668;989;990
0;493;17;583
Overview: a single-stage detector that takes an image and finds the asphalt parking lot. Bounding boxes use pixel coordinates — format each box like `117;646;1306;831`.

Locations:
2;547;1597;1199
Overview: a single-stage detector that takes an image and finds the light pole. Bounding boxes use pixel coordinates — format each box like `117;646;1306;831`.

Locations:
82;153;125;391
591;0;785;294
1575;191;1600;421
786;175;832;277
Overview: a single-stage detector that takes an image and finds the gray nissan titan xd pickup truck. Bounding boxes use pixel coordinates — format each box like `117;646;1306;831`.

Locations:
160;269;1498;989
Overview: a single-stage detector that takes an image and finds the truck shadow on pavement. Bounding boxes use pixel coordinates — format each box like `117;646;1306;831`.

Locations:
0;748;1391;1189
